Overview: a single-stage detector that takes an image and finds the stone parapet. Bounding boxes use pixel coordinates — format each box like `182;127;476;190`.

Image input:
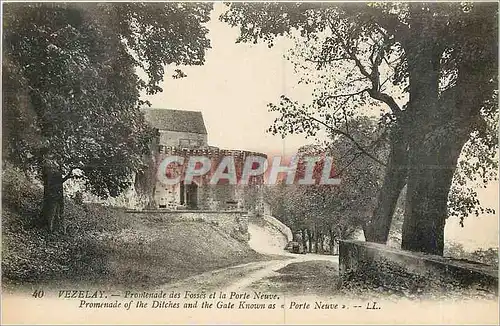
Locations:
159;146;268;159
339;240;498;294
262;214;293;242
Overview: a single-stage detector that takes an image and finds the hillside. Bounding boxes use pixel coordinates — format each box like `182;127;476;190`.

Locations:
1;165;269;291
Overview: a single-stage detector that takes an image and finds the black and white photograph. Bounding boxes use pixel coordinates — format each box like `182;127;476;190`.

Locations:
1;1;499;324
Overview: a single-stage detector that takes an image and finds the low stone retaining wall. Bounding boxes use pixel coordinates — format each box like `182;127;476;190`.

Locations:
126;209;249;241
262;214;293;242
339;240;498;294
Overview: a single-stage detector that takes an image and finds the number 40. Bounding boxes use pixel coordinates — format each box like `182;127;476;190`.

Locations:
32;289;44;298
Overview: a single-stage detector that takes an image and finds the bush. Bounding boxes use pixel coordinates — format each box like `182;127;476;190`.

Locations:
2;226;107;282
1;165;116;283
445;242;499;269
1;163;42;228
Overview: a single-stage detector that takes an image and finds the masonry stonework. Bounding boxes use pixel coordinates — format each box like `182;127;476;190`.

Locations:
138;108;266;212
158;130;208;148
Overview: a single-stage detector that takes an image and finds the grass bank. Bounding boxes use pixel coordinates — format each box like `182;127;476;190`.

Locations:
1;164;269;291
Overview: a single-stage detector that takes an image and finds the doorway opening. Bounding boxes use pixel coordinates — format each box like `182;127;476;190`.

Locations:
180;181;198;209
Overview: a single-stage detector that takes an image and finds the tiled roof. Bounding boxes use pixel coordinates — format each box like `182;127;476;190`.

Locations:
142;108;207;134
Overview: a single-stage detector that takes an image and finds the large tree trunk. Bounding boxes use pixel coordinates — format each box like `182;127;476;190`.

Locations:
364;126;408;243
374;3;497;256
40;163;64;232
401;21;491;255
398;6;445;254
401;124;470;255
402;79;492;255
401;81;442;256
135;154;157;208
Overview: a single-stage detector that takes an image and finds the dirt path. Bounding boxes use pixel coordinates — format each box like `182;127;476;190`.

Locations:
158;218;338;293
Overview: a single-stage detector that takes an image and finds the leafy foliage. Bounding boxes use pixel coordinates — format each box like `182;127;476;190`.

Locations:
444;242;499;269
449;94;499;224
3;2;213;200
1;164;116;282
266;117;387;246
221;2;498;232
2;164;265;285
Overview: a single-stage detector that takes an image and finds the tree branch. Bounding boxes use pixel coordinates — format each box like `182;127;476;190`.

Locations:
367;89;401;113
327;22;403;116
306;56;350;65
305;114;386;166
333;151;364;177
317;88;369;107
322;88;369;101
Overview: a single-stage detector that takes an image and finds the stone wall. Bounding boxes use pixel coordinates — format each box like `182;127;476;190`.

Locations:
158;130;207;148
154;183;259;211
197;184;239;210
152;148;267;211
339;240;498;294
263;214;293;242
126;210;250;241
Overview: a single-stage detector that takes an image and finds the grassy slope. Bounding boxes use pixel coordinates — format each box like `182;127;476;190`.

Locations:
1;165;268;291
101;217;268;289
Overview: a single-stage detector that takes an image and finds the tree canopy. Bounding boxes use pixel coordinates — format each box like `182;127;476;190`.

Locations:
3;3;213;231
267;116;387;252
221;2;498;255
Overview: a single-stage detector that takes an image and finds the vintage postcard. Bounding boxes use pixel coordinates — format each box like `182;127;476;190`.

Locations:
1;1;499;325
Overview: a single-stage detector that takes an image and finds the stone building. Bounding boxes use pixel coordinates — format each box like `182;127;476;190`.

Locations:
139;108;266;212
142;108;209;149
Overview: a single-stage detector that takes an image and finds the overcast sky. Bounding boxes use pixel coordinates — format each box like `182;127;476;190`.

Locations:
140;3;314;156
